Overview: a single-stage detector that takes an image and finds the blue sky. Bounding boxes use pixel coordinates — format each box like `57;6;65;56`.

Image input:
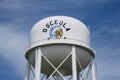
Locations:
0;0;120;80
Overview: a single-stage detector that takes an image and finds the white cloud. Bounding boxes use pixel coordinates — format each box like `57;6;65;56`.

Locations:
0;24;28;77
97;59;120;80
93;41;120;80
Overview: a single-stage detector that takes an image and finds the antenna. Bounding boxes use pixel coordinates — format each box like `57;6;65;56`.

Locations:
25;16;97;80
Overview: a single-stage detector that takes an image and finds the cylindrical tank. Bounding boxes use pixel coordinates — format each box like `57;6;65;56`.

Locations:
25;16;95;76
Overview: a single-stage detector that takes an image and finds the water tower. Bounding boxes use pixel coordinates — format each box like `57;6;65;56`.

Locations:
25;16;96;80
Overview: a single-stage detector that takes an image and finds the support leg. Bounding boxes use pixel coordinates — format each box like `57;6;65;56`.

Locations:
35;47;42;80
90;59;96;80
72;46;77;80
25;60;30;80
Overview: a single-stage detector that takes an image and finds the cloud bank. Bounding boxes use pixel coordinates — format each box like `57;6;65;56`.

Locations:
0;24;28;77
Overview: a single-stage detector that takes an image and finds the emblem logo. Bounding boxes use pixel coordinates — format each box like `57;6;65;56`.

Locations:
42;20;71;39
49;26;63;39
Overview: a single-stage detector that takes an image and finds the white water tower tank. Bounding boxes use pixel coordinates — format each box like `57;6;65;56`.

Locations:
25;16;95;76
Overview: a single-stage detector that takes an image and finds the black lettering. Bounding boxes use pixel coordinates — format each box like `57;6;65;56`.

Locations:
59;20;63;25
42;29;47;32
46;23;50;28
54;20;58;24
44;20;69;33
63;23;66;28
50;21;54;26
66;28;71;31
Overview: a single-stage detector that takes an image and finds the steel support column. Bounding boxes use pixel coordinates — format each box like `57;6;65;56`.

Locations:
25;60;30;80
72;46;77;80
90;59;96;80
35;47;42;80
